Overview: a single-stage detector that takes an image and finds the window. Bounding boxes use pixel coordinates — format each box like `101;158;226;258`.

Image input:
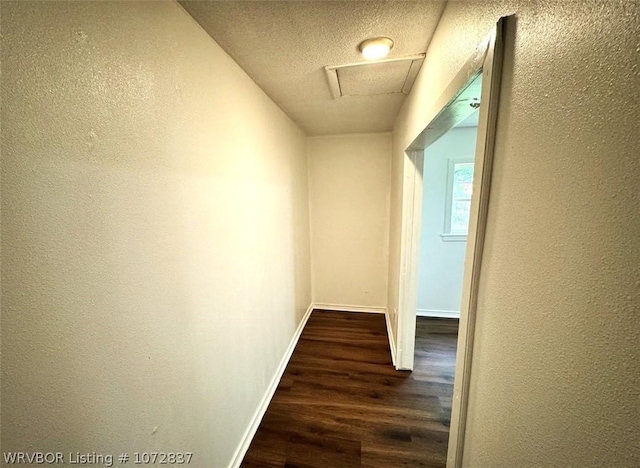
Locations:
442;160;474;241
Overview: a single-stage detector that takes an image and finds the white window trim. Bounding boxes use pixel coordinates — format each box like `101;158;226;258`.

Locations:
442;157;474;241
441;233;468;242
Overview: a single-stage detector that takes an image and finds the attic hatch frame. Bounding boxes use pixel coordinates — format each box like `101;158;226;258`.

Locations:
394;17;508;468
324;54;425;99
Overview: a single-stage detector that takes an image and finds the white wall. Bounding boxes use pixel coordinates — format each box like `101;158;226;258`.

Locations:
388;1;640;466
417;127;477;317
1;2;311;466
308;133;391;309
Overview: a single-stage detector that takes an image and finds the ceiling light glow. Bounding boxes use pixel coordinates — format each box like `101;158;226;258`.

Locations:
359;37;394;60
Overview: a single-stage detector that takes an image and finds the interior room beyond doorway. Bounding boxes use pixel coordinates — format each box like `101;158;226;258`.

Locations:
416;110;479;319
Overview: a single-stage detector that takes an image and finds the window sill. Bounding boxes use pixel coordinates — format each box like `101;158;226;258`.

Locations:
441;233;468;242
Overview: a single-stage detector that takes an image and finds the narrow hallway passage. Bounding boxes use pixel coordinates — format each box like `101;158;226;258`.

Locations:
242;311;457;467
3;1;638;465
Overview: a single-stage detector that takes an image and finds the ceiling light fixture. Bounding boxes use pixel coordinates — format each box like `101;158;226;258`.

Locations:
358;37;394;60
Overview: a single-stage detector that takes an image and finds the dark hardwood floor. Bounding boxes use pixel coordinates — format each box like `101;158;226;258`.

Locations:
241;311;458;468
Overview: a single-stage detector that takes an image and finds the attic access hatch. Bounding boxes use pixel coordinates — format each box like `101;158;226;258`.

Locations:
324;54;425;99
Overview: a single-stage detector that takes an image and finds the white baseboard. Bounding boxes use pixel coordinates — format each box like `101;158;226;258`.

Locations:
228;303;314;468
416;308;460;319
312;302;386;314
384;309;397;367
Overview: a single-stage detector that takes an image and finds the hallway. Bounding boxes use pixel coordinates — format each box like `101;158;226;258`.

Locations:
242;311;458;467
2;1;638;466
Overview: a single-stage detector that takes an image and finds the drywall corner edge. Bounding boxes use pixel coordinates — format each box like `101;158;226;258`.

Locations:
228;303;314;468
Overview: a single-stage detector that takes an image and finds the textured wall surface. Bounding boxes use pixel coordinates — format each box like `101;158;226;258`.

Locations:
1;1;311;466
417;127;477;315
389;0;640;466
307;133;391;308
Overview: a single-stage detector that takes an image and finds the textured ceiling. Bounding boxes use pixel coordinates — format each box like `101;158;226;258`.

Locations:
178;1;446;135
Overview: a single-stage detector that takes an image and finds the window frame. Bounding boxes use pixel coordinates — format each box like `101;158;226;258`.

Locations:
442;158;475;242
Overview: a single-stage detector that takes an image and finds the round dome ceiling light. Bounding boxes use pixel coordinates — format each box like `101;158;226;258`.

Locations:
359;37;394;60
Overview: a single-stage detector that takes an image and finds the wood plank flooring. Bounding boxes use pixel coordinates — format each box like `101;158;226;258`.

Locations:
241;311;458;468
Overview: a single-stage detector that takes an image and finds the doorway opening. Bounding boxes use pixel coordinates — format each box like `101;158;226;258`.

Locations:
417;112;479;320
394;17;507;467
413;108;480;431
